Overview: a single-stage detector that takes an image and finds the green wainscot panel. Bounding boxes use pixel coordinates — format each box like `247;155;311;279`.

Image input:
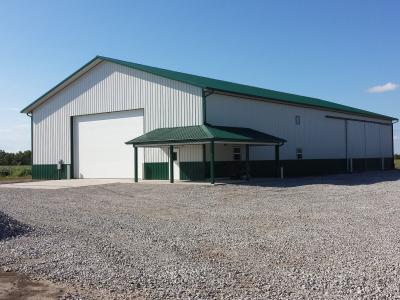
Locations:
32;164;70;180
180;162;207;181
144;162;169;180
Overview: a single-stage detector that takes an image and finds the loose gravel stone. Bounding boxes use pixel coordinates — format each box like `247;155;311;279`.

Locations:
0;171;400;299
0;210;33;240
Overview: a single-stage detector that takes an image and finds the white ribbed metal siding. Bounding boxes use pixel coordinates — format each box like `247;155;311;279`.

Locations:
32;61;203;164
347;121;392;159
207;93;393;160
145;147;168;163
180;145;203;162
348;121;366;158
204;144;245;161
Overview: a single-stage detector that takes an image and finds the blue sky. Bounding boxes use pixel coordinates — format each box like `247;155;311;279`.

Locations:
0;0;399;152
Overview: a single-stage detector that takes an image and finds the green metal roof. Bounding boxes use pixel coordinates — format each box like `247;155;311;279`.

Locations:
99;56;396;121
125;125;286;146
21;55;397;121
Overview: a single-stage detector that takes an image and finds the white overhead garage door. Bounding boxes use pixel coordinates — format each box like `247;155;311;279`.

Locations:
73;110;143;179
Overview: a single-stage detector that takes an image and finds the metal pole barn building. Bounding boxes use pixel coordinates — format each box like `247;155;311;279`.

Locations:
21;56;398;183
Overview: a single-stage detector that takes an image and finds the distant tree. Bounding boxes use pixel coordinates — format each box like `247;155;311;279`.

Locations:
395;154;400;160
0;150;7;165
0;149;31;165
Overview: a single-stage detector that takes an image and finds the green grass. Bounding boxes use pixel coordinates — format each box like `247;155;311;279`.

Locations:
395;159;400;170
0;165;32;181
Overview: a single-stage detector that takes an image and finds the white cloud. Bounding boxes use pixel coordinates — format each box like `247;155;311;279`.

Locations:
367;82;399;93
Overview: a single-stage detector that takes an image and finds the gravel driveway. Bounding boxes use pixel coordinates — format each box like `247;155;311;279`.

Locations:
1;171;400;299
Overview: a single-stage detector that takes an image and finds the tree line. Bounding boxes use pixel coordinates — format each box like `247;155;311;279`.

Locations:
0;150;31;165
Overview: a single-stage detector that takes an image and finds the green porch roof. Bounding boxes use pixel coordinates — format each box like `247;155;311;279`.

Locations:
21;56;396;121
125;125;286;146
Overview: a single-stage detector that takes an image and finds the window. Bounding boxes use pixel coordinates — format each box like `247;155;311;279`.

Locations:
233;147;241;161
295;115;301;125
296;148;303;160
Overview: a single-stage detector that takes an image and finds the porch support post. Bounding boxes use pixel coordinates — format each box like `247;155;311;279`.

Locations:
210;141;215;184
245;144;250;181
275;145;280;178
202;144;207;179
169;145;174;183
134;146;138;182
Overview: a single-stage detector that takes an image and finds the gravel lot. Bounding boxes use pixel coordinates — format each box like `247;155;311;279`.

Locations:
1;171;400;299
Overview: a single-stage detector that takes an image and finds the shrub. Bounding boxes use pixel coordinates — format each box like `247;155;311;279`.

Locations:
24;168;32;176
0;166;31;178
0;168;11;177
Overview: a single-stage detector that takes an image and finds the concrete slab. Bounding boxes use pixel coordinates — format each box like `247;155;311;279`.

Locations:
0;179;135;189
0;179;219;189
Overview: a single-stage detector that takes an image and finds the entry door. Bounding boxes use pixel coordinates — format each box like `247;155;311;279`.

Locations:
173;149;180;180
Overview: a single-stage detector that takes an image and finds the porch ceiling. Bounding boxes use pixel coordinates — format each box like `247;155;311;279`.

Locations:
125;124;286;146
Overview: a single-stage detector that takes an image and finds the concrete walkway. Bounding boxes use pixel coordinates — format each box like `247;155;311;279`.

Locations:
0;179;136;189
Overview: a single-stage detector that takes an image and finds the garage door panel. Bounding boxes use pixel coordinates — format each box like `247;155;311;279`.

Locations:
73;110;143;178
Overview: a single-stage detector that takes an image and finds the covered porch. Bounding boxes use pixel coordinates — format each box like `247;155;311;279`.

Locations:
126;124;286;184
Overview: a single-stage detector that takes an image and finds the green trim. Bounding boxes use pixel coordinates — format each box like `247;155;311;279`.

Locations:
214;161;246;178
144;162;168;180
351;158;393;172
32;164;70;180
148;157;394;181
21;56;397;121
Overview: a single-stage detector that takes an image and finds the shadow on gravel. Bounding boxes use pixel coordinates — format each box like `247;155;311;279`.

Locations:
0;211;33;241
231;170;400;188
0;272;64;300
